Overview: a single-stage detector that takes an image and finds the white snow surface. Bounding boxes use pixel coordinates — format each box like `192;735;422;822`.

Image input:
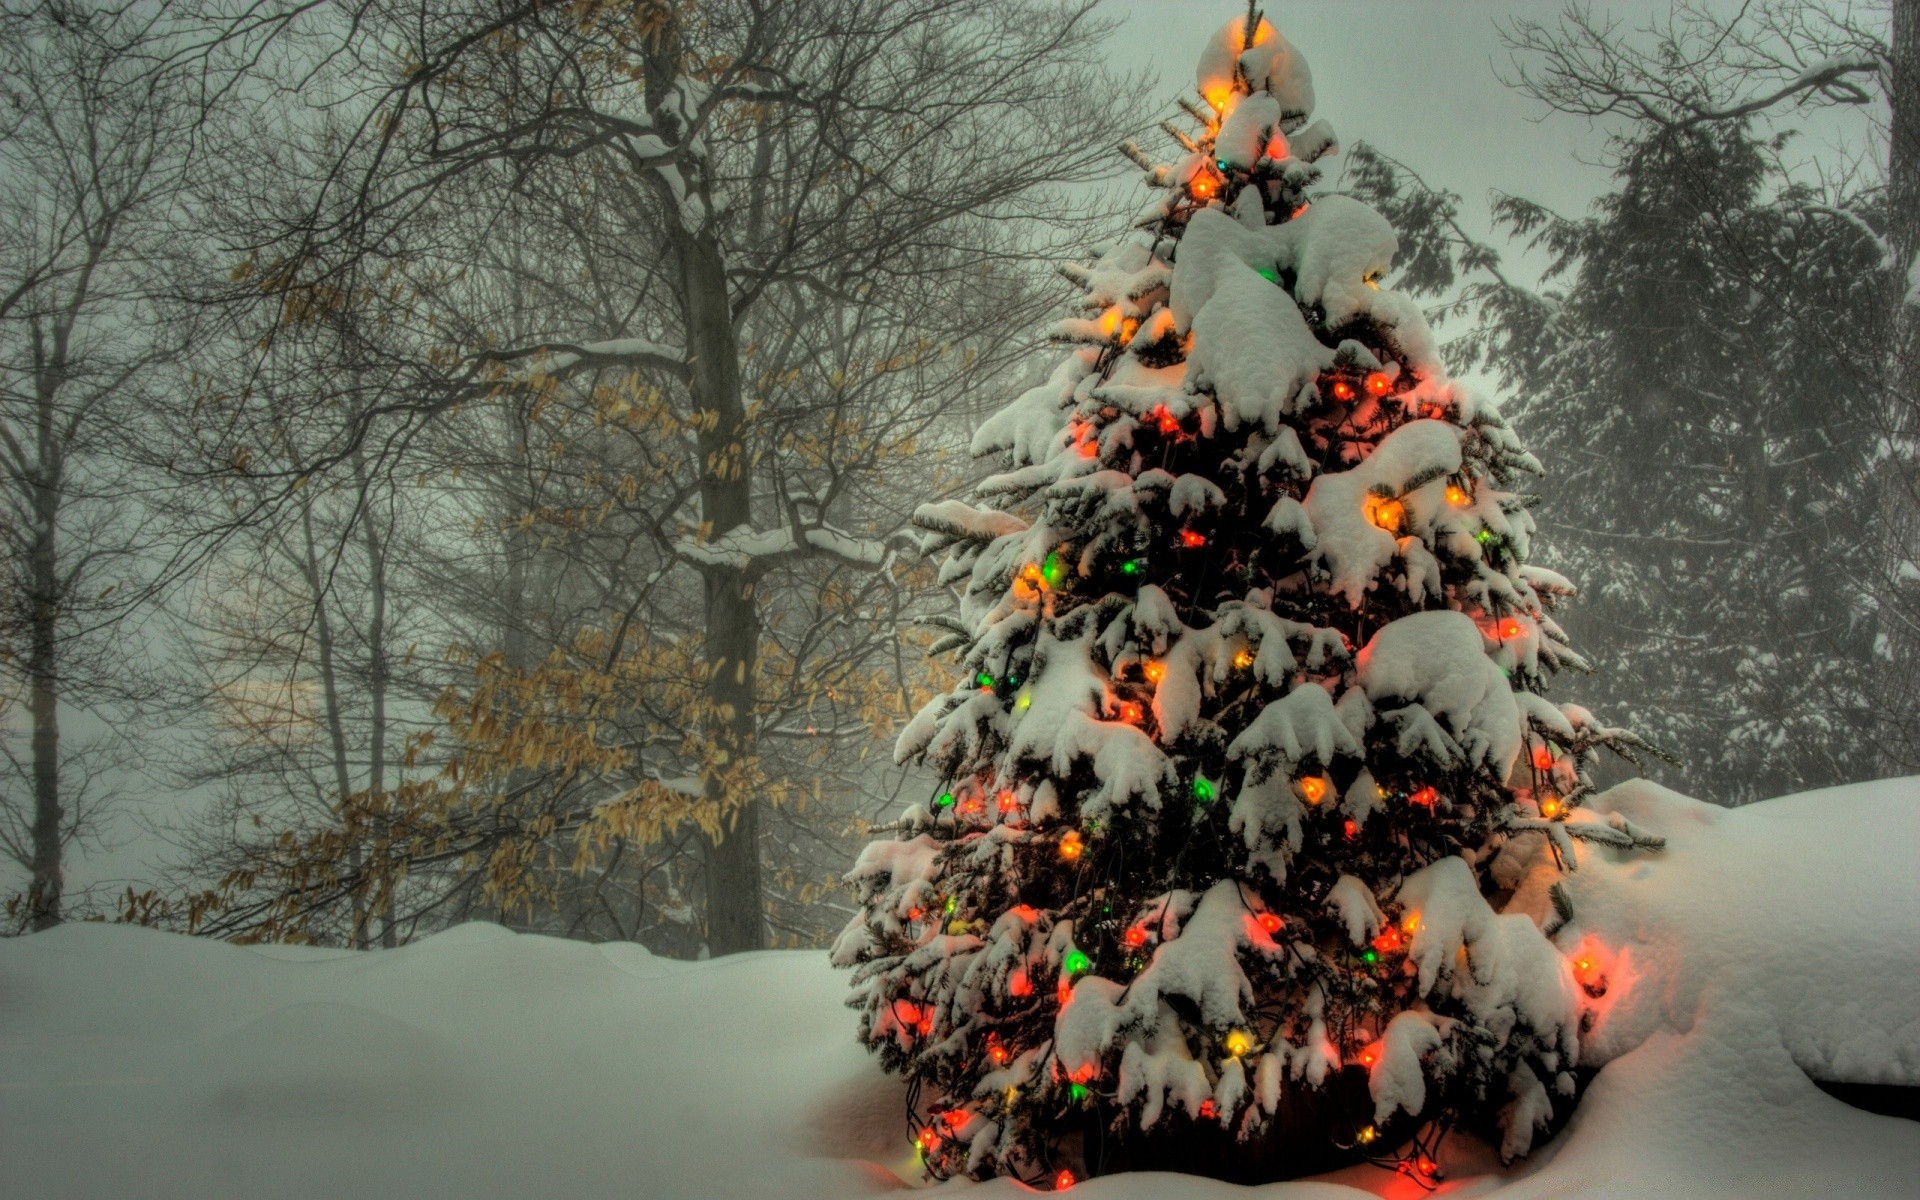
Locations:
3;778;1916;1199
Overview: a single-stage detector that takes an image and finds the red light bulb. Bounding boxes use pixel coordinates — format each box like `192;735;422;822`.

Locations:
1364;371;1392;397
1123;926;1147;948
1180;530;1206;548
1330;378;1357;402
1257;912;1284;934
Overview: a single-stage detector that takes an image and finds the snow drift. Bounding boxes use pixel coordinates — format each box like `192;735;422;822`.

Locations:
2;777;1915;1199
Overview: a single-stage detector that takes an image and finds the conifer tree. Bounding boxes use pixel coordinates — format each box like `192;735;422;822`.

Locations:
834;10;1660;1186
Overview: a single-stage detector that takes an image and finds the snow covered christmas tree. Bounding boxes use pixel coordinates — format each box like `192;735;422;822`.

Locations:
834;9;1662;1187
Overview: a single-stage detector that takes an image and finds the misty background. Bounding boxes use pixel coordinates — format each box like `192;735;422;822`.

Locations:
1;0;1906;951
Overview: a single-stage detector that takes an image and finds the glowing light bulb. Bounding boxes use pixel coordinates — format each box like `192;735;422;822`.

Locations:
1124;927;1147;948
1224;1029;1253;1058
1009;969;1032;997
1233;648;1255;669
1408;786;1439;809
1198;1099;1219;1118
976;672;995;690
1202;85;1232;111
1257;912;1284;934
1372;927;1404;954
1361;950;1379;965
1501;617;1524;639
1265;132;1289;160
1042;551;1067;588
1155;408;1180;434
1343;819;1359;839
1190;172;1217;199
1193;776;1216;803
1540;795;1563;819
1068;1082;1089;1102
1063;948;1091;976
1367;495;1406;533
989;1039;1011;1066
1330;377;1357;403
1533;744;1556;770
1143;661;1166;684
997;791;1019;813
1402;912;1421;934
935;792;955;809
1180;529;1206;548
1121;558;1144;575
1055;1169;1076;1191
1446;484;1471;506
1357;1125;1379;1145
1297;774;1330;805
1364;371;1393;397
1097;307;1121;339
1059;830;1083;861
1358;1044;1379;1067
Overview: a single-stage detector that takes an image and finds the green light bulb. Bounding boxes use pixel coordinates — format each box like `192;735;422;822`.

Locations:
1042;551;1066;588
935;792;955;809
1193;777;1216;803
1063;949;1091;976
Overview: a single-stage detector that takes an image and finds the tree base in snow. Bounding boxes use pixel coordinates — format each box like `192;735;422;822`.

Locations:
1080;1067;1420;1184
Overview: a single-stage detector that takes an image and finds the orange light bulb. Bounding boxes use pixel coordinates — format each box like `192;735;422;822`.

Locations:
1364;371;1393;397
1297;774;1330;805
1330;378;1357;402
1367;496;1406;533
1533;744;1556;770
1143;661;1166;684
1059;830;1083;861
1257;912;1284;934
1409;786;1439;809
1446;484;1471;506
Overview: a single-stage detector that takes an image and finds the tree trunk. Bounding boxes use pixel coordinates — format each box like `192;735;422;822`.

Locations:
1882;0;1920;771
676;221;764;955
25;323;66;932
300;502;368;948
26;564;62;932
352;450;396;949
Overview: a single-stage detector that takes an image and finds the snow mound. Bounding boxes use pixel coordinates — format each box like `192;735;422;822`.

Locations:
2;777;1916;1199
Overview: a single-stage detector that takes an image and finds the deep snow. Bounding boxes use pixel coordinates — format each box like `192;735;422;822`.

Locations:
2;777;1915;1199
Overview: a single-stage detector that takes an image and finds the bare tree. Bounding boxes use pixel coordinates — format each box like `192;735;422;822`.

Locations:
183;0;1137;952
0;1;210;927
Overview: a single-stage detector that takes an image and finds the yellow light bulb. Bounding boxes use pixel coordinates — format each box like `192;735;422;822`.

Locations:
1223;1029;1253;1058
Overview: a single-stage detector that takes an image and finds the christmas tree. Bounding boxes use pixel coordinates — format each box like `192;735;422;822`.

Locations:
833;9;1662;1187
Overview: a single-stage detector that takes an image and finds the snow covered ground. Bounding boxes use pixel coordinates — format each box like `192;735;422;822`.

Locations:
3;778;1915;1199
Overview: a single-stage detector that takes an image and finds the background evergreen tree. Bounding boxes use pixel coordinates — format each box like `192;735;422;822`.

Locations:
1347;11;1890;807
835;9;1658;1187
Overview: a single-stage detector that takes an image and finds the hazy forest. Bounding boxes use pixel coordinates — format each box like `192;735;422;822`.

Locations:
3;0;1914;964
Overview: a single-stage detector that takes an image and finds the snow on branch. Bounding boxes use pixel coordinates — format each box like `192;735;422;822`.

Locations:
484;336;688;383
675;522;889;573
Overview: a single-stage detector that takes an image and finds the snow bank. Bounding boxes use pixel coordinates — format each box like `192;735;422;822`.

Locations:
2;778;1915;1199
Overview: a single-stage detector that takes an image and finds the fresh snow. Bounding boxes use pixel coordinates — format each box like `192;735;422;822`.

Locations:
1;777;1914;1198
